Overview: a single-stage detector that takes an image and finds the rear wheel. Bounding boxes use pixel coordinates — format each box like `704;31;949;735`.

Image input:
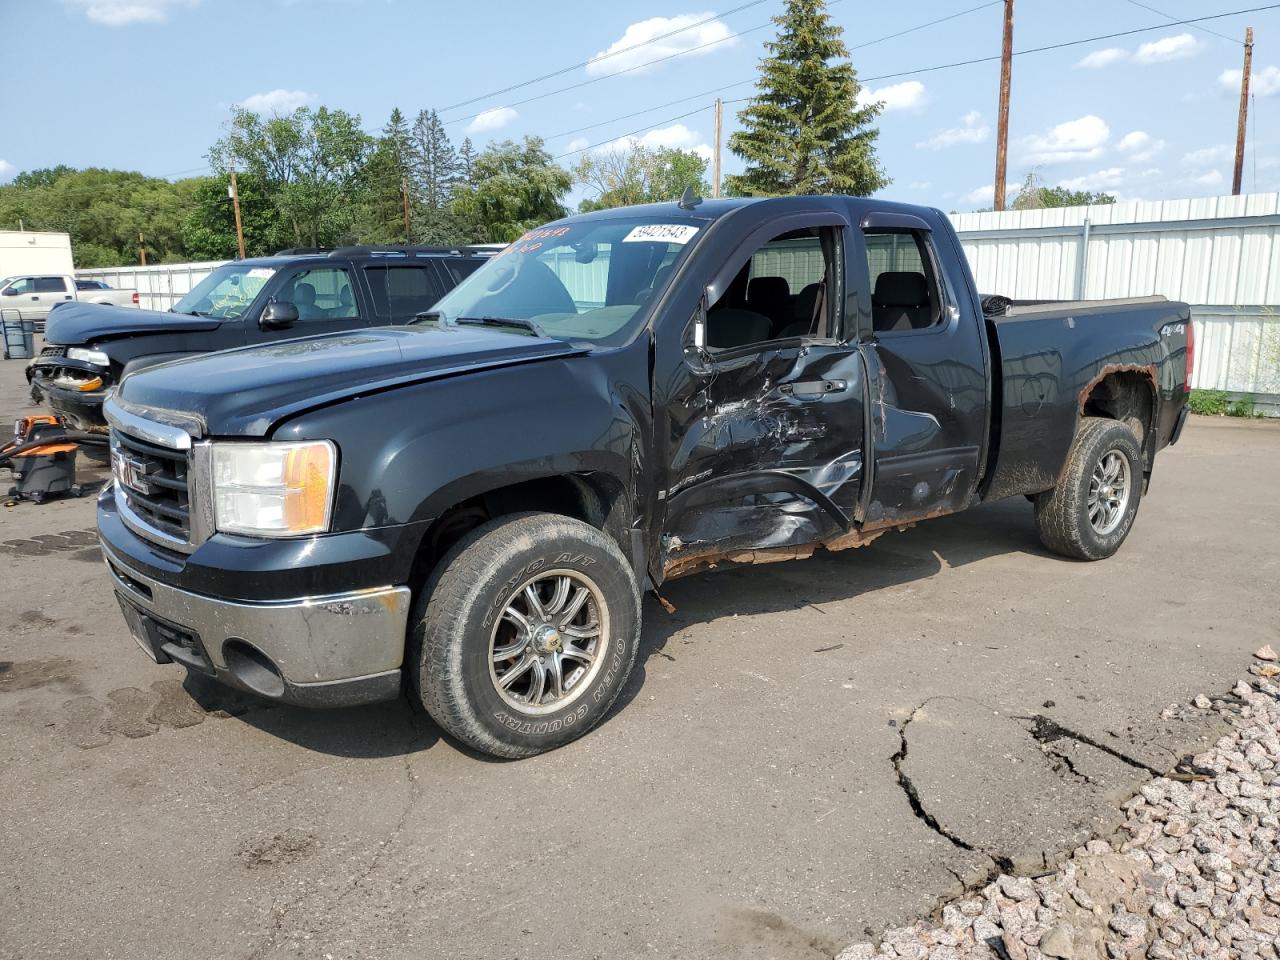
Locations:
1034;417;1143;560
410;512;641;758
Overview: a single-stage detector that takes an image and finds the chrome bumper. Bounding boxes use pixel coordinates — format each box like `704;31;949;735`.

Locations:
102;542;411;706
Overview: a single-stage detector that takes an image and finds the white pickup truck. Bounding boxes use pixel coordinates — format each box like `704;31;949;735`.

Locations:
0;274;138;329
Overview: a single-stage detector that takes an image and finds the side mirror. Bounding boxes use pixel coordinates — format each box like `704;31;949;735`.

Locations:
1;287;18;296
260;299;299;329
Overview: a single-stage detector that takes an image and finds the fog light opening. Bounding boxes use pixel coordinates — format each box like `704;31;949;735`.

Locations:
223;639;286;698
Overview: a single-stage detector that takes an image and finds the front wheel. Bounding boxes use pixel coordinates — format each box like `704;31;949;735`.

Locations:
411;512;641;758
1034;417;1143;561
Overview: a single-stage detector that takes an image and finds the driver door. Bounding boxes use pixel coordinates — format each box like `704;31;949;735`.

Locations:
655;211;869;578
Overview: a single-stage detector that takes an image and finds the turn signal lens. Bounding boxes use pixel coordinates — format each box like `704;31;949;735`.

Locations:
211;440;336;537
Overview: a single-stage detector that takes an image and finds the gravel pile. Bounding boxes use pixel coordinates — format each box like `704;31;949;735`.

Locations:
837;665;1280;960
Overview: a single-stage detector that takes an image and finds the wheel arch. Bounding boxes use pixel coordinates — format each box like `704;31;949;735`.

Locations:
1077;365;1158;468
406;469;639;599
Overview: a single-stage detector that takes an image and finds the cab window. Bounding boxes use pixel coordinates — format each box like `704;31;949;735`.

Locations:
862;230;945;333
34;277;69;293
7;278;34;295
704;227;840;350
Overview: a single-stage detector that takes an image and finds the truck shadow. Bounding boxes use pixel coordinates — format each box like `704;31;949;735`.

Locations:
219;498;1047;760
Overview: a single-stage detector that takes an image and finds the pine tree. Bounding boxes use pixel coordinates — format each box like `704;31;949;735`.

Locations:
357;108;415;242
410;109;460;210
725;0;888;197
457;138;478;187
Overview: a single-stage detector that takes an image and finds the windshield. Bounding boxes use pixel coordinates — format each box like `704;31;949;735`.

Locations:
424;215;705;347
172;263;277;319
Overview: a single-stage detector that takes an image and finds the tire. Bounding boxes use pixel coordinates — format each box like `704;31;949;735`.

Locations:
410;512;641;758
1034;416;1143;561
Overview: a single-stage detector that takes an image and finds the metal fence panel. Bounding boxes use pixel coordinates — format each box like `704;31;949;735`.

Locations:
77;260;226;312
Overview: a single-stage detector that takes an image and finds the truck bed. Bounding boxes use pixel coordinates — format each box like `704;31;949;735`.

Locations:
981;295;1192;501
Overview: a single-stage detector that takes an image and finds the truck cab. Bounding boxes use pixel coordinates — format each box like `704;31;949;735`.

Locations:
96;197;1191;759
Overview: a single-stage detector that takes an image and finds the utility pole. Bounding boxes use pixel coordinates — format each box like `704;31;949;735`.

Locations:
712;97;723;198
401;176;412;239
228;164;246;259
1232;26;1254;196
138;233;147;266
993;0;1015;211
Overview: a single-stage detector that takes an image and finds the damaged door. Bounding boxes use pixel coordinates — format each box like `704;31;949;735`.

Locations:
658;212;869;578
859;212;988;528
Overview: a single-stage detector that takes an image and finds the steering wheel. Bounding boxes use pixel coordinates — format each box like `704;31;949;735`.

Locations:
485;254;525;297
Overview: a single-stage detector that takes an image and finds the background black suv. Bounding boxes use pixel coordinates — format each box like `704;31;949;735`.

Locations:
28;245;492;432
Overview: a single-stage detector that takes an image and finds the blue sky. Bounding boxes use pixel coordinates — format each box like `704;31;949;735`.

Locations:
2;0;1278;211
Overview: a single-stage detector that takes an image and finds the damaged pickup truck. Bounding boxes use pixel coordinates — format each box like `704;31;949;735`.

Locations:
97;196;1193;758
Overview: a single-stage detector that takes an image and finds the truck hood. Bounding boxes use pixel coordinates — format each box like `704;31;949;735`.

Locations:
45;301;221;346
114;325;588;437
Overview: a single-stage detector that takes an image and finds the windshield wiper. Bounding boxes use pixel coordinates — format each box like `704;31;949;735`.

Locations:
453;316;546;337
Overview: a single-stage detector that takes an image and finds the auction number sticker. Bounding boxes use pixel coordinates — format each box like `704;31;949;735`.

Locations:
622;224;700;245
246;267;276;279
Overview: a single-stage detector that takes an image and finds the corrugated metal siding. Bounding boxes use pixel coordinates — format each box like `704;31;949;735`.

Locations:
950;192;1280;404
77;261;225;312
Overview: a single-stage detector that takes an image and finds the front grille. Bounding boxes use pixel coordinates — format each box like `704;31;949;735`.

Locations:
113;429;191;544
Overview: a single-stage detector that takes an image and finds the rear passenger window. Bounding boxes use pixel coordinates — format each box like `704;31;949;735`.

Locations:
438;258;485;285
365;265;446;323
280;267;360;322
862;230;944;333
704;227;840;351
34;277;68;293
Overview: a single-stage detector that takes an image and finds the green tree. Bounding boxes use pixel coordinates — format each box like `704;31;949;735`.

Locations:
450;137;572;242
210;105;372;248
1010;171;1116;210
457;137;478;186
355;108;416;244
575;144;710;211
182;172;287;259
726;0;887;197
409;109;462;243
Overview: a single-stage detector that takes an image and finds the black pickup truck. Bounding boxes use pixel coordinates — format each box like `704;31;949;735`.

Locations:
27;245;490;433
96;196;1193;758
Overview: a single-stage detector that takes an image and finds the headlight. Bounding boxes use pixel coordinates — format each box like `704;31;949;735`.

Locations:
211;440;336;537
67;347;109;366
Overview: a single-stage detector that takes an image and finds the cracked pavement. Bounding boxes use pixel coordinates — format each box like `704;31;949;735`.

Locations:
1;358;1278;959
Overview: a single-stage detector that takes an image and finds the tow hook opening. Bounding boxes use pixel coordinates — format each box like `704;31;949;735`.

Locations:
223;639;286;698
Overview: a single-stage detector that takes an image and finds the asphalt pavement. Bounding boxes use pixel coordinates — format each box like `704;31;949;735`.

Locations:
1;355;1276;960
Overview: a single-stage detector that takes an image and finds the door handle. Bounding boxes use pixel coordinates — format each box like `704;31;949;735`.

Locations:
781;379;847;400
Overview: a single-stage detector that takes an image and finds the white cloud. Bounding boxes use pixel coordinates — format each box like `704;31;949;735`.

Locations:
64;0;196;26
0;159;14;182
1075;47;1127;69
1219;65;1280;97
587;13;735;77
1194;169;1225;187
1117;130;1164;162
962;184;995;206
1134;33;1198;64
1059;167;1126;191
238;89;316;115
909;181;932;190
1182;144;1232;167
917;110;989;149
565;137;591;154
466;106;519;135
859;80;926;113
1022;114;1110;164
607;123;712;161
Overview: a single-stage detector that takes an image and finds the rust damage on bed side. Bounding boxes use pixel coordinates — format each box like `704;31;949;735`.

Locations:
1075;363;1157;419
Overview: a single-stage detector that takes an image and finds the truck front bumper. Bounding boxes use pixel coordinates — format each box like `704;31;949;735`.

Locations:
27;358;112;431
99;494;414;709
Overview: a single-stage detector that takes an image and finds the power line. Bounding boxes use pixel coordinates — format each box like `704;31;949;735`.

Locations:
554;106;713;160
838;4;1280;86
1120;0;1239;44
438;1;770;113
442;19;782;128
554;3;1280;163
540;0;1003;143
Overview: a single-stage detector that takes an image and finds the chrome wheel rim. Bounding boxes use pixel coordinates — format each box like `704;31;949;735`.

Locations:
488;568;609;715
1088;449;1130;535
